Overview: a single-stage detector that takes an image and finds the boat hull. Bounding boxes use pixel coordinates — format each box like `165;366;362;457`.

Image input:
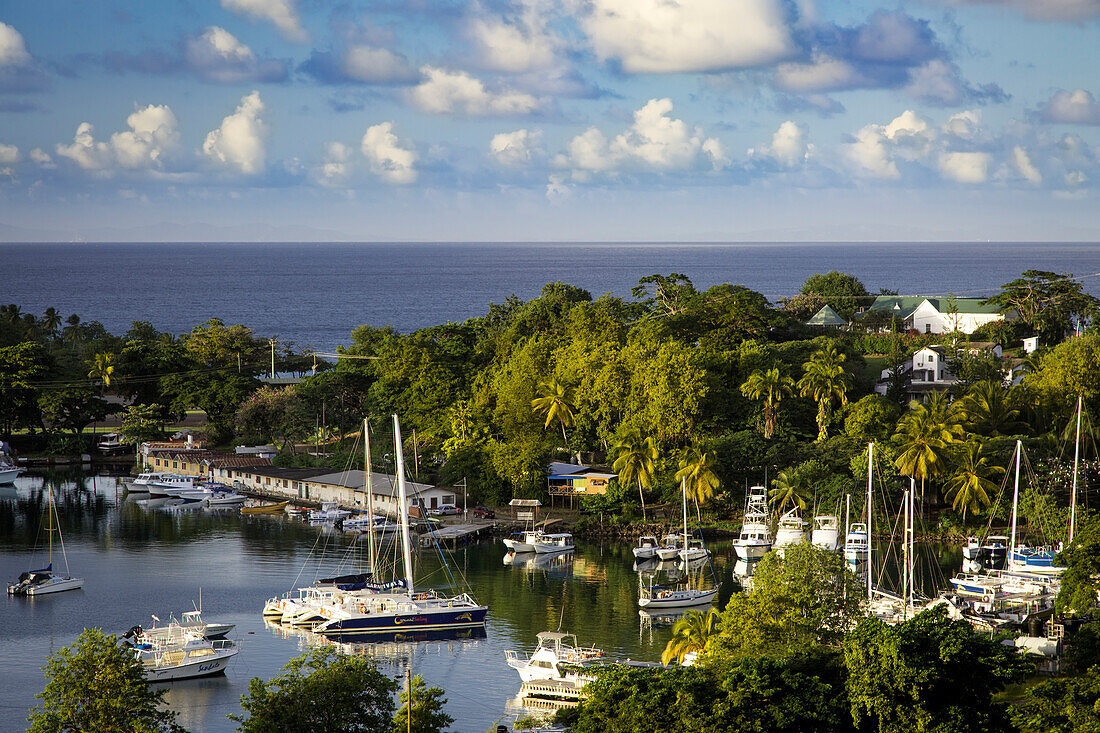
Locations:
503;539;535;553
144;649;237;682
0;467;21;483
632;547;657;559
21;576;85;595
733;542;770;561
638;588;718;609
316;606;488;638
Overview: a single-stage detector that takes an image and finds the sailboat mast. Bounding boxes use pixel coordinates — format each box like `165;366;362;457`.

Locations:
844;494;850;553
682;477;688;557
902;485;908;620
393;415;415;594
867;442;873;604
1009;440;1021;563
364;418;377;575
909;482;915;610
1070;395;1082;543
47;481;54;565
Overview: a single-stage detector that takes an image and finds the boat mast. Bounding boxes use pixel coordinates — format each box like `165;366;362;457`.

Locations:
844;494;850;554
393;415;415;594
908;481;915;611
1009;440;1021;564
682;477;688;561
1070;395;1083;543
902;484;908;620
867;442;873;604
364;417;376;576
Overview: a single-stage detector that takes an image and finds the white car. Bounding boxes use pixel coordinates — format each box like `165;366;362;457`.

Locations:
429;504;459;516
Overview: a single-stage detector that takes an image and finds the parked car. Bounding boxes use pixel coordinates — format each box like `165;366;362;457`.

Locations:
428;504;459;516
471;506;495;519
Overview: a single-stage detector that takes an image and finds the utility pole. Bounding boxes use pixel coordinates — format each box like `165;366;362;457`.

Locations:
406;668;412;733
269;338;277;380
461;477;467;520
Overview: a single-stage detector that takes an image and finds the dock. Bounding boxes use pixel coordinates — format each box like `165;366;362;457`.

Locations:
418;522;495;549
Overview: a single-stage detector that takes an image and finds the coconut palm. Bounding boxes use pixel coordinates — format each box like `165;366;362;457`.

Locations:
893;399;966;500
531;379;576;447
88;352;115;387
797;343;853;442
740;367;795;439
944;441;1005;516
769;468;812;513
63;313;81;341
675;446;720;506
959;380;1026;437
1;304;22;324
612;429;658;522
662;607;720;665
41;307;62;337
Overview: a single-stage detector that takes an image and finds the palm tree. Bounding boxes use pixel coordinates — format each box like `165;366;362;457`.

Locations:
944;442;1005;516
960;381;1026;437
797;343;853;442
675;446;720;505
740;367;795;439
893;399;966;503
531;379;576;447
612;429;658;522
63;313;81;341
1;304;22;323
768;468;812;513
662;607;720;665
41;307;62;337
88;352;115;387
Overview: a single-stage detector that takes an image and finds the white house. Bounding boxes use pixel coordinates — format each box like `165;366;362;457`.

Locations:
875;343;1003;397
859;296;1006;335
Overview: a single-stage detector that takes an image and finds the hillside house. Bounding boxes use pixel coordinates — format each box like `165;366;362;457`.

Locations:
857;296;1005;335
547;462;618;507
875;343;1003;398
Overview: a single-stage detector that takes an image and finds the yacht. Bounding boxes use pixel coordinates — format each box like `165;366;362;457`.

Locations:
147;474;203;498
811;515;841;551
773;508;807;550
733;486;772;560
125;610;235;642
844;523;869;564
531;532;574;554
131;626;238;682
127;472;167;493
505;632;605;682
638;478;718;609
7;482;83;596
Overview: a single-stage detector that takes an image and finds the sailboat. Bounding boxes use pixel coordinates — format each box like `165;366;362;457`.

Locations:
1007;439;1065;575
7;482;84;596
638;478;718;609
313;415;487;638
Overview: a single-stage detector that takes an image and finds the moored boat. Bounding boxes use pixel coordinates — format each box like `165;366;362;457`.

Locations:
132;630;238;682
241;500;289;514
773;508;807;550
505;631;605;682
811;515;841;551
733;486;772;561
632;535;660;559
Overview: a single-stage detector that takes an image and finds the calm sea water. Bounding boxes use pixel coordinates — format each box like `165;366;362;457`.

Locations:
4;242;1100;352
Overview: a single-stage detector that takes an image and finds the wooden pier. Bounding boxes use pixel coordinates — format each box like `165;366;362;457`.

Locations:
418;521;495;549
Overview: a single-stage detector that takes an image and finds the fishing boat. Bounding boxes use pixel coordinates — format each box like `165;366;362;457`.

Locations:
132;627;238;682
241;500;289;514
97;432;130;455
733;486;771;561
504;530;542;553
505;631;605;682
7;482;84;596
811;515;841;551
531;532;574;554
638;478;717;609
655;533;684;561
0;457;21;484
313;415;487;639
632;535;660;559
844;523;869;564
125;609;235;642
773;508;807;550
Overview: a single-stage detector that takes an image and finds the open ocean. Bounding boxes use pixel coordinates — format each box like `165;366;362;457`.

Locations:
5;241;1100;352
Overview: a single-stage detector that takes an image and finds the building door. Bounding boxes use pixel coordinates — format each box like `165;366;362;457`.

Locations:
430;497;438;509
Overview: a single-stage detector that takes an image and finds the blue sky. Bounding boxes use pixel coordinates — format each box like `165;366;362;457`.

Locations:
0;0;1098;241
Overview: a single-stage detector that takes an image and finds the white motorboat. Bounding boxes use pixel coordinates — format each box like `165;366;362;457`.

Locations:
655;533;684;561
504;530;542;553
127;472;167;493
147;474;203;498
811;515;841;551
126;610;235;642
632;535;660;559
342;514;400;537
678;536;709;562
206;489;248;506
97;432;130;455
308;501;352;522
844;522;869;564
133;629;238;682
0;458;21;484
7;482;83;596
505;631;605;682
532;532;574;554
733;486;772;560
773;508;807;550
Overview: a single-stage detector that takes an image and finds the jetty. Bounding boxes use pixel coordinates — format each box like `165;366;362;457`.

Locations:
419;521;495;549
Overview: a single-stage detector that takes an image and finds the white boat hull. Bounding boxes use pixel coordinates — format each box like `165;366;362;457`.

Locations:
811;530;841;551
632;546;658;559
503;539;535;553
638;588;718;609
655;547;680;561
0;467;21;483
26;576;85;595
734;542;770;560
532;542;574;554
144;648;238;682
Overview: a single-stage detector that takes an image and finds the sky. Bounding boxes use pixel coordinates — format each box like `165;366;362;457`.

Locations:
0;0;1098;242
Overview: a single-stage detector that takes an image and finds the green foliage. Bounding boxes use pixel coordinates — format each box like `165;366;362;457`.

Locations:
392;674;452;733
662;607;720;665
769;467;812;512
27;627;183;733
233;647;396;733
162;371;259;444
568;659;850;733
0;341;49;436
986;270;1099;346
944;441;1005;516
892;398;965;483
844;607;1030;733
740;367;795;439
530;378;575;446
1026;333;1100;416
674;445;720;505
1013;665;1100;733
38;386;109;435
235;385;311;449
800;271;870;320
612;429;658;520
960;381;1028;437
709;543;865;662
797;341;853;442
120;403;165;445
1057;514;1100;616
843;394;901;443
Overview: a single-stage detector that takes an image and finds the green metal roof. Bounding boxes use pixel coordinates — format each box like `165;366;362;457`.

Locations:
865;296;1000;317
805;304;848;326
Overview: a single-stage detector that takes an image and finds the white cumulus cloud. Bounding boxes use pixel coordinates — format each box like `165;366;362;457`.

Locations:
774;54;863;93
0;22;31;67
314;141;353;187
1040;89;1100;125
56;104;180;173
490;129;543;166
220;0;307;43
555;98;726;177
846;110;933;179
361;122;417;184
1011;146;1042;184
752;121;810;166
0;143;18;164
29;147;53;168
409;66;540;116
202;91;267;175
938;151;991;183
184;26;287;84
583;0;794;73
470;1;559;72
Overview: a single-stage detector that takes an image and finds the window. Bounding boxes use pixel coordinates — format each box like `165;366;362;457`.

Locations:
925;323;931;333
173;461;178;469
928;354;935;363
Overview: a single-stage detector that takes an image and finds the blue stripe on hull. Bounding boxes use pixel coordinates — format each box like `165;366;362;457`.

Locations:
318;608;488;637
